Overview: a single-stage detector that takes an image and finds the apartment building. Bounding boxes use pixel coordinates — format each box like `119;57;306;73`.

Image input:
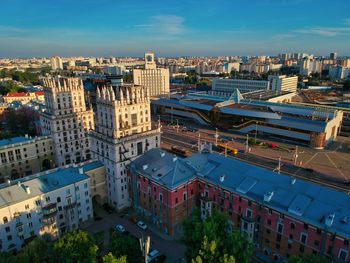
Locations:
89;84;160;210
0;162;95;253
268;75;298;93
3;92;44;104
212;78;270;93
0;136;54;183
40;77;94;166
133;52;170;97
129;149;350;262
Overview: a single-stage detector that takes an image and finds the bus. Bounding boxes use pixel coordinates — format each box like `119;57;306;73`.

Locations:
217;144;238;155
171;145;189;157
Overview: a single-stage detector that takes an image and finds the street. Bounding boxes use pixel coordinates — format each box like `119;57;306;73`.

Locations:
82;204;186;263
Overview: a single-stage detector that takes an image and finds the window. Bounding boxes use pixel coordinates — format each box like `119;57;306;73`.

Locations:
35;200;41;206
3;217;8;224
277;223;284;234
246;209;252;219
290;222;295;230
314;240;320;247
5;226;10;232
57;197;61;203
267;219;271;225
175;198;178;204
339;249;348;262
300;233;308;245
303;223;308;230
268;208;272;215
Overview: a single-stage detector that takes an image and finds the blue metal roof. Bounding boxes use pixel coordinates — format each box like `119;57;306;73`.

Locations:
132;149;350;239
0;137;33;148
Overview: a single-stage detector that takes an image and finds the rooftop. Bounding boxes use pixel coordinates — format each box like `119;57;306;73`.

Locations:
132;149;350;239
0;136;50;149
0;160;103;209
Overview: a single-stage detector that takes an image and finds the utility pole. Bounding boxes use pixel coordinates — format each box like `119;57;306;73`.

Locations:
139;236;151;263
294;146;298;165
198;132;201;153
245;134;249;153
171;107;173;124
215;128;219;146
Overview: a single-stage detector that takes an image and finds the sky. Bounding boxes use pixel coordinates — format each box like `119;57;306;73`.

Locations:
1;0;350;58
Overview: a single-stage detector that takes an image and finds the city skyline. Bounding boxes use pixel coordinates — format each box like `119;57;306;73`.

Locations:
1;0;350;58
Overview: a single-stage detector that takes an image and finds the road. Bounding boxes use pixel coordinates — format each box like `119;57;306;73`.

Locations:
160;123;350;192
82;205;186;263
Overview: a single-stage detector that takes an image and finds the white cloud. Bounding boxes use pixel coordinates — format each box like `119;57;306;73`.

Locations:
135;15;187;37
293;27;350;37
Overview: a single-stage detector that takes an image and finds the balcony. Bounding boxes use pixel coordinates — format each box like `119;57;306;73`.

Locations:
42;217;56;225
64;202;76;210
42;203;58;218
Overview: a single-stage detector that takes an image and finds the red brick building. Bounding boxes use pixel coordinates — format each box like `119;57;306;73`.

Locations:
128;149;350;262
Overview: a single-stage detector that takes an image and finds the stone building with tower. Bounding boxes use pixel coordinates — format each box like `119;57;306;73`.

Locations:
89;84;160;210
133;52;170;97
40;77;94;166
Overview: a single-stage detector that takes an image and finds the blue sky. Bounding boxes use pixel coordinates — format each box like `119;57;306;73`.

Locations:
1;0;350;57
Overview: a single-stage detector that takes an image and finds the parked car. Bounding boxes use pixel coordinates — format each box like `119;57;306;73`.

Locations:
115;224;126;233
137;220;147;230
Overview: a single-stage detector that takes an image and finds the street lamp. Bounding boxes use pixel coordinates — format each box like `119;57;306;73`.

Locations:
215;128;219;146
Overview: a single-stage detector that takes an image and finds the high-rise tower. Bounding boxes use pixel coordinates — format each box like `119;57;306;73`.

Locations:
41;77;94;166
90;84;160;210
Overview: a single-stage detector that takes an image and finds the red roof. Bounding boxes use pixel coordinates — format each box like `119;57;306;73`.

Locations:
35;91;44;96
5;92;30;97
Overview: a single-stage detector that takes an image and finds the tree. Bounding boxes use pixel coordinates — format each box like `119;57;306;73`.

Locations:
183;209;253;263
54;230;99;263
109;232;142;263
0;238;55;263
102;253;127;263
289;254;330;263
0;80;25;95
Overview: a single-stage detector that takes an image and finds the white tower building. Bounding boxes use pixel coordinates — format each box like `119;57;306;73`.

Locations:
90;84;160;210
40;77;94;166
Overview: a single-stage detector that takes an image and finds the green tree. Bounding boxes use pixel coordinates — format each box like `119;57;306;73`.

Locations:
54;230;98;263
0;80;25;95
109;232;142;263
102;253;127;263
183;209;253;263
289;254;330;263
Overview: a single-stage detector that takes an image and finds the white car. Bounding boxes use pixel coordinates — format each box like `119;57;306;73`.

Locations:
115;224;126;233
137;220;147;230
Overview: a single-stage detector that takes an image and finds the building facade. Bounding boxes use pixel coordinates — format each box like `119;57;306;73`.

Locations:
50;56;63;70
133;52;170;97
40;77;94;166
0;136;54;183
329;65;349;80
0;162;94;253
129;149;350;262
268;75;298;93
212;78;270;93
3;92;44;104
89;84;160;210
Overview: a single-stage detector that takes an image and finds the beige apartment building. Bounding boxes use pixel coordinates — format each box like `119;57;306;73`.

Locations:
133;52;170;97
40;77;94;166
0;135;54;183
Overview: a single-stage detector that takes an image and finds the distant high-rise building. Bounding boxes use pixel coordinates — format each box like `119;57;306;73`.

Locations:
89;84;160;210
133;52;170;97
50;56;63;70
329;65;349;79
40;77;94;166
330;52;337;60
341;59;350;68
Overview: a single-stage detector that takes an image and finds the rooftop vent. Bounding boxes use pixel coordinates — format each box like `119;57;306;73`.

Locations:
325;213;335;227
264;191;274;202
25;186;31;195
7;179;11;185
78;168;84;174
160;152;165;158
142;164;148;171
340;216;348;224
17;181;21;187
173;157;178;162
220;175;226;183
291;177;296;185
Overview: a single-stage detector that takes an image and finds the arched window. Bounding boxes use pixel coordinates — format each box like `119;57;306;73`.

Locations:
3;216;8;223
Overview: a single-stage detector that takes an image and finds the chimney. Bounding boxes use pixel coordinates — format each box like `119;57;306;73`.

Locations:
325;213;335;227
25;186;31;195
